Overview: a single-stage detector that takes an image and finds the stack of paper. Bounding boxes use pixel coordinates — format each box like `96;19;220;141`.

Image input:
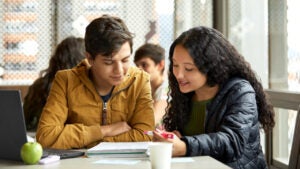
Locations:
86;142;150;158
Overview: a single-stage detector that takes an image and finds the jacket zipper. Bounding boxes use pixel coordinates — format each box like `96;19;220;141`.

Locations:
102;102;107;125
100;76;135;125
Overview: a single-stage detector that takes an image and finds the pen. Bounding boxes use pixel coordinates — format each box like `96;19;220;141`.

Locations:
144;131;174;139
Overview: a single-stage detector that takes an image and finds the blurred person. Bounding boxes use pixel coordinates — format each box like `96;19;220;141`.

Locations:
23;36;85;131
153;26;275;169
36;15;155;149
134;43;168;126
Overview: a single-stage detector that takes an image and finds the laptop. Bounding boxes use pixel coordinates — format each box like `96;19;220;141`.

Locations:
0;90;84;161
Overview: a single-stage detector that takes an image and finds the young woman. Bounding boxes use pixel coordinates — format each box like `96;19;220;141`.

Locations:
36;15;154;149
23;36;85;131
153;26;275;169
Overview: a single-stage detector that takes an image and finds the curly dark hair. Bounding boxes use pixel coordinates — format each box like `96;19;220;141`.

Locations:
23;36;85;130
163;26;275;132
85;14;134;58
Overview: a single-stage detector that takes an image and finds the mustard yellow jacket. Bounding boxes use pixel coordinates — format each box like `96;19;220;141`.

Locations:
36;60;155;149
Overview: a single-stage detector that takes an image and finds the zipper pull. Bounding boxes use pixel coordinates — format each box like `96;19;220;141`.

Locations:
102;102;107;125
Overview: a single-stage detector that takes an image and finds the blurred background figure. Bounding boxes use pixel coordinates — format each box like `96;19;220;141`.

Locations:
23;36;85;131
134;43;168;126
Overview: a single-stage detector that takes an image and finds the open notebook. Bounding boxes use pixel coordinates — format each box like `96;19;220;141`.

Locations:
86;142;150;158
0;90;84;161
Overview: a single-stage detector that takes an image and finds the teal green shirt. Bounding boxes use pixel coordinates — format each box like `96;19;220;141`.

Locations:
183;99;211;136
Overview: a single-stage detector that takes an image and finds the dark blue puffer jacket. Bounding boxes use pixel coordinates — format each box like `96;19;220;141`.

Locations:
181;78;268;169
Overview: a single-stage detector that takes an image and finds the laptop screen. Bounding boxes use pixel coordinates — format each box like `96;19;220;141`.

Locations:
0;90;85;161
0;90;28;161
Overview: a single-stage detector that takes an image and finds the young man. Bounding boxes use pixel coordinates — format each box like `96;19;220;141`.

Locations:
134;43;168;126
36;15;155;149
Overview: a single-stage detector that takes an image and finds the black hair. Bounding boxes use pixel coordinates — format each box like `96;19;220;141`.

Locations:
85;15;134;59
23;36;85;130
163;26;275;132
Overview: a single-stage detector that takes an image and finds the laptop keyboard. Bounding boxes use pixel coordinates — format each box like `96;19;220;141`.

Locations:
42;148;85;159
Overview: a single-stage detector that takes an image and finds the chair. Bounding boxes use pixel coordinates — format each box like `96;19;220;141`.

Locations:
288;105;300;169
264;89;300;168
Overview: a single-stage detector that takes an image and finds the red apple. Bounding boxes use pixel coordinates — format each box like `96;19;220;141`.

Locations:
20;142;43;164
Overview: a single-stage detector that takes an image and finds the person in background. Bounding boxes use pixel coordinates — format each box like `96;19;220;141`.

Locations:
23;36;85;131
36;15;154;149
134;43;168;126
153;26;275;169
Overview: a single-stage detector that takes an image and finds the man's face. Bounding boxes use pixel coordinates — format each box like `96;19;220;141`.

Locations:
87;42;132;88
135;57;163;82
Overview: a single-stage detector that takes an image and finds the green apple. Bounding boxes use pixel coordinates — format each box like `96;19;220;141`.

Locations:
20;142;43;164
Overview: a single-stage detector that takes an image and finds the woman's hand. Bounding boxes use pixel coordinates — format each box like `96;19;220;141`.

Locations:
152;129;187;157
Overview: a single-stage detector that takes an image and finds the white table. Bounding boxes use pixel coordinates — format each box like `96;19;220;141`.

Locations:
0;156;231;169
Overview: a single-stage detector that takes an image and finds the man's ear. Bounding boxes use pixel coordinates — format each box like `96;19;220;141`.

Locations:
86;52;94;66
157;60;165;71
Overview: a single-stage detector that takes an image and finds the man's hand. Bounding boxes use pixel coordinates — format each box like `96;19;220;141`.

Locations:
101;122;131;137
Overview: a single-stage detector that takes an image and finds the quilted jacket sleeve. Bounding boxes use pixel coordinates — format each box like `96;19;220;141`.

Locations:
181;82;259;162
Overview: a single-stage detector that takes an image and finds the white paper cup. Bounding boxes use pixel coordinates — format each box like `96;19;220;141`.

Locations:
149;142;172;169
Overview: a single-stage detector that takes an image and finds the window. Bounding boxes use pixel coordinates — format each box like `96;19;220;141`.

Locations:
273;108;298;165
0;0;53;85
227;0;268;87
269;0;300;167
0;0;213;85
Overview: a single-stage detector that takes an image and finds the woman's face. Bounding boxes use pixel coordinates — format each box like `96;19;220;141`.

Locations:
172;45;208;93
